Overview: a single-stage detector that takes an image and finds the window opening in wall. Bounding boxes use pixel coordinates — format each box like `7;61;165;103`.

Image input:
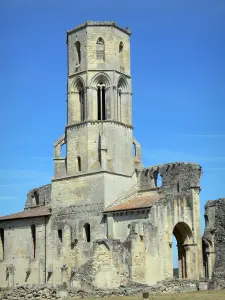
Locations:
58;229;63;244
177;181;180;193
0;228;4;260
79;88;85;121
132;142;137;157
77;156;81;171
172;234;178;278
96;37;105;61
61;143;66;157
34;191;39;205
204;215;209;227
97;83;106;120
119;41;124;72
75;41;81;65
154;171;162;187
83;223;91;242
31;225;36;259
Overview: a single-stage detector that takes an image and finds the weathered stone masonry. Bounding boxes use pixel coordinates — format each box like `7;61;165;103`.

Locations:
1;21;222;291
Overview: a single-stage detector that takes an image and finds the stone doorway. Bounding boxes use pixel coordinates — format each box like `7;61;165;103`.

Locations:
173;222;193;279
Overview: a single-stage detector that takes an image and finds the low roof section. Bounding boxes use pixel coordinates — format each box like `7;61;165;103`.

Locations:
104;194;164;214
0;206;52;221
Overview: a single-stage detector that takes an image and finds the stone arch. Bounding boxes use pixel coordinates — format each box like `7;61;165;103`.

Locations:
202;237;214;279
172;222;194;279
91;72;111;89
117;75;129;123
91;73;112;120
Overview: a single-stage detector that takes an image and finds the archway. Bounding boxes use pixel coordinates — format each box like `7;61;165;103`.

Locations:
172;222;193;279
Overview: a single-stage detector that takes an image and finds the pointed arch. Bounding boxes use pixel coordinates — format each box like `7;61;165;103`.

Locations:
91;72;111;89
96;37;105;61
172;222;194;279
117;76;129;123
70;76;86;122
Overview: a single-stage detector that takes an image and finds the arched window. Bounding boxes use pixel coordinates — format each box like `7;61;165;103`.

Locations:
117;77;128;123
34;191;39;205
0;228;4;261
83;223;90;242
31;225;36;258
77;156;81;171
75;41;81;65
97;82;106;120
96;37;105;61
58;229;63;244
154;171;162;187
119;41;124;72
72;78;85;122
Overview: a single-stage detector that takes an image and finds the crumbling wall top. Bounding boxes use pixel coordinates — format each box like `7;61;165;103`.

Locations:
138;162;202;192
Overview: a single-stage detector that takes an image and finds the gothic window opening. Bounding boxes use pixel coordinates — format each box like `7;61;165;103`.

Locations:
97;83;106;120
58;229;63;244
0;228;4;261
34;191;39;205
96;37;105;61
79;88;85;121
77;156;81;171
154;171;162;187
119;41;124;72
75;41;81;65
177;181;180;193
117;77;129;123
83;223;90;242
31;225;36;259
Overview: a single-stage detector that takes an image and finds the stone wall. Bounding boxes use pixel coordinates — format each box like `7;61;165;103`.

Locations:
203;198;225;286
25;184;52;209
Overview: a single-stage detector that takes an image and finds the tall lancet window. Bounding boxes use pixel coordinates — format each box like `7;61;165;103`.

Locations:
96;37;105;61
119;41;124;72
79;87;85;121
75;41;81;65
117;77;128;123
97;83;106;120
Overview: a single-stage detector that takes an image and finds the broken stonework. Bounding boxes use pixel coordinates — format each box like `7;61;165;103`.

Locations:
203;198;225;288
0;280;200;300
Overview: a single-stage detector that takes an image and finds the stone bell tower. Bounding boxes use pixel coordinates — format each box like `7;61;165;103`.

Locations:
53;22;141;208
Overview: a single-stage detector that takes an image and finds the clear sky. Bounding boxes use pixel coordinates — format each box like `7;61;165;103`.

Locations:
0;0;225;241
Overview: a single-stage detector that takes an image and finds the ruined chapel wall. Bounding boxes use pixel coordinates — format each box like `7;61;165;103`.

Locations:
0;216;52;288
25;184;52;209
204;198;225;284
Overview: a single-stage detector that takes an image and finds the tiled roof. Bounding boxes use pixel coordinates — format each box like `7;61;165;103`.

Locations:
104;194;163;213
0;206;52;221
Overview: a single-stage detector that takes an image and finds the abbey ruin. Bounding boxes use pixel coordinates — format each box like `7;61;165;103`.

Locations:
0;21;224;291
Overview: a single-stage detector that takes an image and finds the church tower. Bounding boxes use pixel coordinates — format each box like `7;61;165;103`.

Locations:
53;22;141;208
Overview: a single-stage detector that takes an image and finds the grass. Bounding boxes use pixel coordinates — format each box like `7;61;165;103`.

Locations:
79;290;225;300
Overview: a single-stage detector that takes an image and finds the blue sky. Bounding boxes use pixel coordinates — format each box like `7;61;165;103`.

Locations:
0;0;225;240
